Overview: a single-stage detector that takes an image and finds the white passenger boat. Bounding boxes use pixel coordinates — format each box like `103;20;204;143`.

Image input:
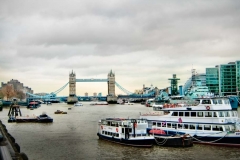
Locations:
90;101;108;105
97;118;155;147
140;97;240;147
74;102;83;106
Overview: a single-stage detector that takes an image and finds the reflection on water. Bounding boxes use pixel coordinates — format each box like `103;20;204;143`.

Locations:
0;103;240;160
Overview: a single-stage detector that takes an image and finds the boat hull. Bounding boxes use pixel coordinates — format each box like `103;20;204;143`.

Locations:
154;135;193;147
192;136;240;147
97;133;154;147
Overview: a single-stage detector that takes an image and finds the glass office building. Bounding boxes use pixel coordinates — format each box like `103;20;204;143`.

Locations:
206;60;240;96
206;67;219;95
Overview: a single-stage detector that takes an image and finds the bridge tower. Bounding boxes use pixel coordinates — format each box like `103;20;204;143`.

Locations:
107;70;117;104
67;70;78;104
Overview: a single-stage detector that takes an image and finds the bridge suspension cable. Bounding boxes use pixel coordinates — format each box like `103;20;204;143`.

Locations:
26;82;69;98
115;82;134;95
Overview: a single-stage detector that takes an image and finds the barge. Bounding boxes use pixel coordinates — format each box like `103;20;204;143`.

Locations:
8;113;53;123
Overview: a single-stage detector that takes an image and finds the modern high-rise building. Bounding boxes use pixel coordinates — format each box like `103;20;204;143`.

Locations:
206;60;240;96
206;67;219;95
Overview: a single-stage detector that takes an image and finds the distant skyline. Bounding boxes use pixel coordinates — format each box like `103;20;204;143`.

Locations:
1;1;240;96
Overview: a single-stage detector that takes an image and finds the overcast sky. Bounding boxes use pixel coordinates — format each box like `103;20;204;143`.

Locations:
0;0;240;96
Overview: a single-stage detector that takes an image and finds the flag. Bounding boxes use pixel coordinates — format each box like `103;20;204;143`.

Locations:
178;117;182;123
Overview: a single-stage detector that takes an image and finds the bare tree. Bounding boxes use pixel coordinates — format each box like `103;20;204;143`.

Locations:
1;85;15;100
15;90;26;101
0;90;4;99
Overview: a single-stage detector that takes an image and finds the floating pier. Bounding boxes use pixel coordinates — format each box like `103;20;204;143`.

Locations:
7;103;53;123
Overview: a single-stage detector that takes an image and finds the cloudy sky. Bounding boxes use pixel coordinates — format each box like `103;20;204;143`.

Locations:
0;0;240;96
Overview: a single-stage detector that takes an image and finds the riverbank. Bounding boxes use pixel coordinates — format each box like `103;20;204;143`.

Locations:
0;120;28;160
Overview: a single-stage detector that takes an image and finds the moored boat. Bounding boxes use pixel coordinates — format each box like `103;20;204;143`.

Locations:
74;102;83;106
140;97;240;147
27;101;41;109
90;102;108;105
54;110;67;114
97;118;155;147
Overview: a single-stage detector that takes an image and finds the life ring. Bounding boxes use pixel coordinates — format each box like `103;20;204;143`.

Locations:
101;126;103;129
116;128;118;132
206;106;210;110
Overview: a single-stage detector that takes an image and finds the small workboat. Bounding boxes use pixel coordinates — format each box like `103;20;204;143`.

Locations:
54;110;67;114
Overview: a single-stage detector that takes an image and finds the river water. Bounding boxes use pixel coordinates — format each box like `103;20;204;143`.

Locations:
0;102;240;160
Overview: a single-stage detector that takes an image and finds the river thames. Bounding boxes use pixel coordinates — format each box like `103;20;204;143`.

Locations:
0;102;240;160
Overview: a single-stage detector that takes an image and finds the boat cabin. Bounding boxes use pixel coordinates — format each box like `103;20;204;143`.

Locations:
141;97;239;124
98;118;150;139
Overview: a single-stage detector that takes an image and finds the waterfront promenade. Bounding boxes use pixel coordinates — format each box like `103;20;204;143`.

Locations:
0;102;240;160
0;120;28;159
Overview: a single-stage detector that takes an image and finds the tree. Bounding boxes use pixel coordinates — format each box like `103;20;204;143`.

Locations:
0;90;4;99
15;90;26;101
1;85;15;100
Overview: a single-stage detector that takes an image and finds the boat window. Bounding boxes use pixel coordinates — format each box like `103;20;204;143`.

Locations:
157;123;161;127
122;128;124;133
195;100;200;105
213;112;217;117
179;112;183;117
212;99;218;104
191;112;196;117
129;128;132;132
167;123;171;128
197;124;203;130
102;131;105;134
184;124;189;129
204;125;211;130
224;99;229;104
230;111;234;117
224;111;230;117
107;121;111;126
202;100;211;104
172;123;177;129
153;122;156;126
219;126;223;131
217;99;223;104
190;125;195;130
234;111;238;117
218;112;224;117
116;134;119;137
212;125;219;131
225;125;230;131
197;112;203;117
162;121;166;127
185;112;189;117
111;121;116;126
178;124;183;129
205;112;212;117
112;133;116;137
102;120;107;125
172;112;178;116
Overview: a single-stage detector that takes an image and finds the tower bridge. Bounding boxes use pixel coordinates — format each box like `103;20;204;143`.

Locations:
26;70;156;104
67;70;117;104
